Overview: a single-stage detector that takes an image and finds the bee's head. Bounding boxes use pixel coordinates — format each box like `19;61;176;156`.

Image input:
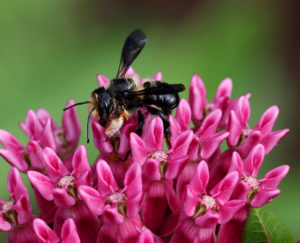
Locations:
91;87;114;126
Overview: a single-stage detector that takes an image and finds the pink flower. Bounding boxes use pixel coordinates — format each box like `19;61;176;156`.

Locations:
78;160;143;242
170;161;244;243
19;99;81;170
188;74;232;129
0;167;38;243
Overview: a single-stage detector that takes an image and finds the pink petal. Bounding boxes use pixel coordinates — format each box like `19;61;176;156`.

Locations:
40;119;56;150
194;210;219;228
238;130;262;158
196;109;222;138
227;111;243;147
188;136;201;161
118;216;142;243
236;96;250;127
0;215;11;231
169;130;193;159
210;172;239;205
71;145;90;178
262;129;289;155
254;106;279;136
91;121;113;155
61;218;80;243
27;171;54;201
175;99;191;131
14;195;32;224
62;99;81;148
78;185;104;216
260;165;289;189
164;179;181;212
243;144;265;177
200;132;229;160
0;149;28;172
23;109;43;139
189;74;207;125
183;186;198;217
126;192;143;218
102;205;124;224
152;72;162;81
97;74;110;88
125;163;142;198
219;200;245;224
52;188;76;208
118;123;136;157
33;218;60;243
8;167;29;201
130;133;148;165
214;78;232;100
145;117;164;152
251;188;280;208
169;115;181;143
189;161;209;195
26;141;45;171
43;147;68;181
166;155;189;180
96;159;119;196
228;152;244;177
37;108;55;129
0;129;24;151
143;158;161;181
138;229;154;243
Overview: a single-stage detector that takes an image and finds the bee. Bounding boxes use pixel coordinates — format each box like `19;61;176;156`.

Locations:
64;29;185;148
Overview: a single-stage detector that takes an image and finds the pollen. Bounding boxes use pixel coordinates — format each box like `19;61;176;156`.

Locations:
201;195;217;210
2;201;14;212
243;176;259;189
107;193;126;204
148;151;168;163
57;176;76;188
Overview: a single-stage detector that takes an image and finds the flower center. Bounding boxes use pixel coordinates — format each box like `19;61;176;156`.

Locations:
201;195;217;210
243;176;259;189
2;201;14;213
57;176;76;188
193;195;219;218
107;193;126;204
148;151;168;163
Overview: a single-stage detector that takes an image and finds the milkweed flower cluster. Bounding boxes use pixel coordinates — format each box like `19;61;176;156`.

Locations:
0;68;289;243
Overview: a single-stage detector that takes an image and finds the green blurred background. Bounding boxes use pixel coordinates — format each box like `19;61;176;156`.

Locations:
0;0;299;241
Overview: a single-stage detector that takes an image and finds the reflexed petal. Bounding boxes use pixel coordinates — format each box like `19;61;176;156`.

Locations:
200;132;229;160
96;160;119;196
0;149;28;172
118;123;136;157
125;163;142;198
72;145;90;178
23;109;43;139
138;229;154;243
145;117;164;152
228;152;244;177
261;129;289;155
236;96;250;127
40;119;56;150
62;99;81;148
165;155;189;180
189;161;209;195
152;72;162;81
26;140;45;171
214;78;232;100
102;206;124;224
196;109;222;138
238;130;262;158
91;121;113;155
183;186;198;216
97;74;110;88
0;129;24;151
189;74;207;125
33;218;60;243
227;111;243;147
78;185;104;216
259;165;289;189
194;210;219;228
8;167;29;201
254;106;279;136
27;171;54;201
164;179;181;212
243;144;265;177
187;136;200;161
43;147;68;180
130;133;148;165
175;99;191;131
251;188;280;208
219;200;245;224
169;130;193;159
52;188;76;208
143;158;161;181
14;195;33;224
61;218;80;243
0;215;11;231
210;172;239;205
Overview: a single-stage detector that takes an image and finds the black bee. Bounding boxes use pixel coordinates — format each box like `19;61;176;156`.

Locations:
64;29;185;148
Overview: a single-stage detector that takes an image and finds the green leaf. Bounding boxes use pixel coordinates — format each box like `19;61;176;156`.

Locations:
243;208;294;243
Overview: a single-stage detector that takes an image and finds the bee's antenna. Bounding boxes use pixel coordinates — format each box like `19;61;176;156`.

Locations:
87;107;96;143
63;101;90;111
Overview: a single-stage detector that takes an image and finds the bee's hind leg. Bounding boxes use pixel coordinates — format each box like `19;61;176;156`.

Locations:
146;106;172;149
136;109;144;136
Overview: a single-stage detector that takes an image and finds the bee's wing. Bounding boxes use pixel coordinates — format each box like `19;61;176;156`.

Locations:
116;29;147;78
129;83;185;96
